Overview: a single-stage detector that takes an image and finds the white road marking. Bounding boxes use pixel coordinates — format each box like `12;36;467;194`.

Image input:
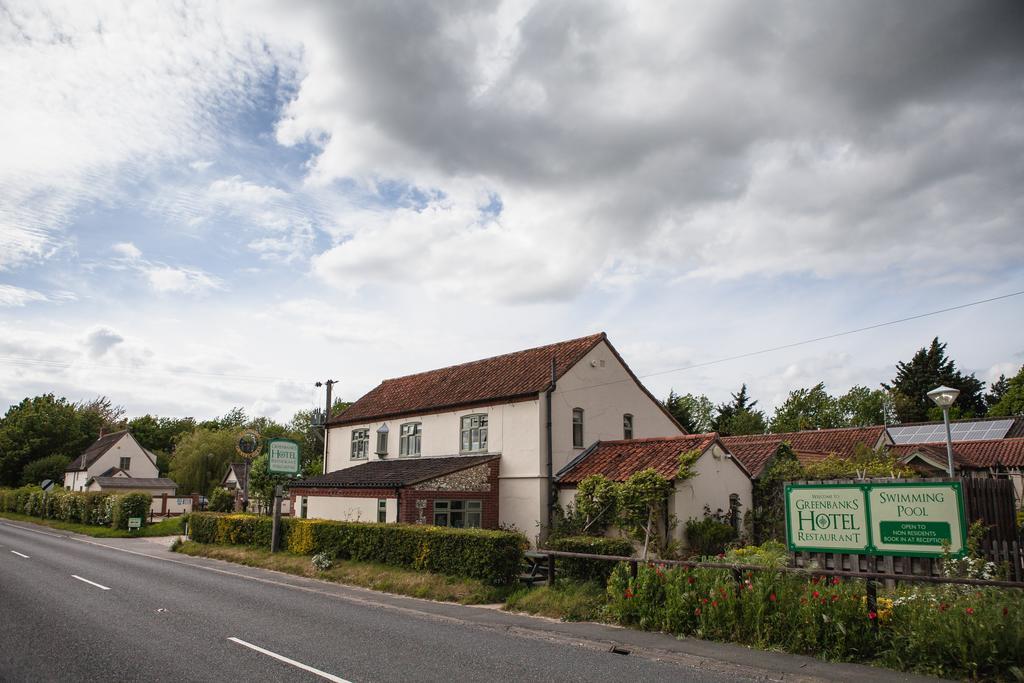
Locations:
10;550;29;558
71;574;110;590
227;637;351;683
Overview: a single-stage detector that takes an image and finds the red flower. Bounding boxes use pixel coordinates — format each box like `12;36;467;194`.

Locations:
624;588;633;599
702;598;708;604
694;608;701;616
820;599;827;606
832;576;840;585
939;603;949;612
811;577;820;585
712;600;718;608
812;591;820;599
831;594;839;602
868;612;877;620
769;593;777;602
1004;607;1010;616
966;607;975;615
687;577;695;585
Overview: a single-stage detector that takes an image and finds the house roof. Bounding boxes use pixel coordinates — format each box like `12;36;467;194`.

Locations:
892;438;1024;469
89;477;178;490
329;333;610;426
289;455;499;489
721;426;888;478
555;434;738;484
222;462;248;489
66;431;128;471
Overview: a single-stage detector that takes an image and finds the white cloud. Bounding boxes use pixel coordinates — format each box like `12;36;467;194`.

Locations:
189;160;214;172
112;242;142;260
0;284;48;307
82;327;125;359
144;265;223;295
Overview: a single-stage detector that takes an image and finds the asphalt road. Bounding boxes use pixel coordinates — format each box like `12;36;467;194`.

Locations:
0;520;752;682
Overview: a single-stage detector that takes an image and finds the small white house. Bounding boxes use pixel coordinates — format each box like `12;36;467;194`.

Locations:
556;434;753;548
64;431;160;492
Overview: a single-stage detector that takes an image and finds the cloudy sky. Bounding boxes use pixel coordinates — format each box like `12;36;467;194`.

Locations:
1;0;1022;423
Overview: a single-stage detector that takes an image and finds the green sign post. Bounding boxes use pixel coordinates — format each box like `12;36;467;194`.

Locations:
785;481;966;558
267;438;301;475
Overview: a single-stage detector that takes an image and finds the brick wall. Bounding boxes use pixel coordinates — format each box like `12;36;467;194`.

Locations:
398;460;500;529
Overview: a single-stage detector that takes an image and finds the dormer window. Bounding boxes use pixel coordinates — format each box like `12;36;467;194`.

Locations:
399;422;421;457
376;424;389;457
460;414;488;452
623;414;633;440
572;408;584;448
351;429;369;460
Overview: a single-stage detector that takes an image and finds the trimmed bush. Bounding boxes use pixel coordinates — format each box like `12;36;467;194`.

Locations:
685;516;737;557
111;493;152;529
187;512;526;585
208;487;235;513
545;535;635;583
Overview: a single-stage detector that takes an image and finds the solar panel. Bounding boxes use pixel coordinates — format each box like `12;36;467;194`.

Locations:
888;419;1014;444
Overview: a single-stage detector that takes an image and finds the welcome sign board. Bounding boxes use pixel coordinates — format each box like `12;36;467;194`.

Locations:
267;438;301;475
785;482;966;558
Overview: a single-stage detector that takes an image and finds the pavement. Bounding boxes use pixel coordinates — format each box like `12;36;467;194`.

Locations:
0;519;941;682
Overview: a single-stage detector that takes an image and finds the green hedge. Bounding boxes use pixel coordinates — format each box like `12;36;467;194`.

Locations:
545;535;635;583
187;513;526;585
0;486;150;529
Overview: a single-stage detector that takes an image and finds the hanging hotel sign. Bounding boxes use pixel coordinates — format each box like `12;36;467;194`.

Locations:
267;438;301;476
236;430;261;459
785;481;966;558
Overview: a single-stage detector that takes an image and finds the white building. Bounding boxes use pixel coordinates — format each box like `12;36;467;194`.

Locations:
291;333;685;538
64;431;160;492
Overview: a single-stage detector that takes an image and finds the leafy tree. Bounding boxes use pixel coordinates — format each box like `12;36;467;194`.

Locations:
985;373;1012;412
167;428;238;496
198;407;248;431
617;469;673;559
988;365;1024;417
208;486;235;513
803;444;915;480
21;454;71;486
127;414;196;454
573;474;620;535
76;396;127;432
712;384;767;436
663;390;715;433
0;394;102;486
882;338;985;422
331;399;353;418
769;383;843;433
247;454;292;511
290;408;325;476
836;385;891;427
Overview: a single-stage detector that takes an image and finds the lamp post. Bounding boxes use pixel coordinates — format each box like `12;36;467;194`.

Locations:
927;385;960;477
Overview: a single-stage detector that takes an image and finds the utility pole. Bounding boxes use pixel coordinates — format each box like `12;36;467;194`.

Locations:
316;380;338;475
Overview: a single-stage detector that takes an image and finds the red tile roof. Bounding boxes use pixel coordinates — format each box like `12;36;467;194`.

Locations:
331;333;613;426
892;438;1024;469
556;434;730;484
722;426;888;477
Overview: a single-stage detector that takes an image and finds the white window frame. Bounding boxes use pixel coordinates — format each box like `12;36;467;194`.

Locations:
623;414;634;440
351;429;369;460
377;498;387;523
572;408;584;448
460;413;488;453
433;500;482;528
399;422;421;457
119;456;131;471
376;425;389;457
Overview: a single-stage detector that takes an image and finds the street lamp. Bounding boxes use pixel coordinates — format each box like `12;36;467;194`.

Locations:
927;385;960;477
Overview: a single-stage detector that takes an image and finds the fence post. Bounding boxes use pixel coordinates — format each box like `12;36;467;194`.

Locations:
547;553;556;587
866;579;879;634
630;560;638;580
731;566;743;596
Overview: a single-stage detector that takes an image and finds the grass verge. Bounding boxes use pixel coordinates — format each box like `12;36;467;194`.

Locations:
504;581;607;622
173;541;514;605
0;511;186;538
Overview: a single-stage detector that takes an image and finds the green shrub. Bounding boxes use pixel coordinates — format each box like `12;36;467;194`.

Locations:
187;512;526;585
685;516;737;557
208;487;235;513
111;493;151;529
545;535;634;583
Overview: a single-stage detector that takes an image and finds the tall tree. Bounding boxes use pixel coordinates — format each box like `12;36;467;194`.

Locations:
167;428;238;496
882;338;986;423
713;384;767;436
127;415;197;454
663;390;715;433
987;365;1024;417
76;396;127;432
836;385;891;427
198;407;248;431
769;383;843;433
986;374;1011;412
0;394;102;486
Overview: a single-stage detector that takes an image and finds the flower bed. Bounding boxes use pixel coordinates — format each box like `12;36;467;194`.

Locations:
605;561;1024;679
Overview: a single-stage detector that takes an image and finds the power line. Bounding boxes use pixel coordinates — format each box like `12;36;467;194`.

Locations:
639;289;1024;379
